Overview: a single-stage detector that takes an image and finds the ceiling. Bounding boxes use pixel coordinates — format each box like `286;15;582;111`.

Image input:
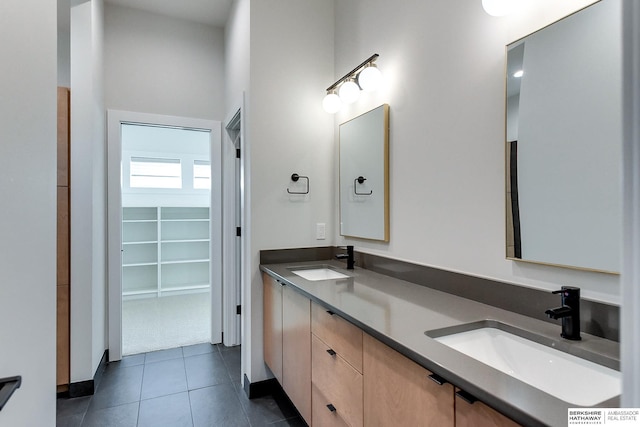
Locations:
105;0;232;27
59;0;233;28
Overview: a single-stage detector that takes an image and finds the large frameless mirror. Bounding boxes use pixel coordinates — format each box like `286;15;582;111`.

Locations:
505;0;622;273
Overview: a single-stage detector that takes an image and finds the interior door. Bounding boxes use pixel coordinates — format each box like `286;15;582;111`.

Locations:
107;110;222;360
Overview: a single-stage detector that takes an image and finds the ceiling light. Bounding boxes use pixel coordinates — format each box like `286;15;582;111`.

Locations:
513;70;524;78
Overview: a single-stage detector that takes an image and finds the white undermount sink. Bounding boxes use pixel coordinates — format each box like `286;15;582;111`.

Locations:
290;267;349;281
426;322;620;406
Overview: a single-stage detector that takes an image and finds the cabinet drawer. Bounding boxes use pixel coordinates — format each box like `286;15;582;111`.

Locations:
312;302;363;372
455;389;521;427
312;334;363;427
363;334;454;427
312;383;351;427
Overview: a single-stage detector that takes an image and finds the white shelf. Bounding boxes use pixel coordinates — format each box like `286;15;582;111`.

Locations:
122;206;211;297
161;219;209;222
123;262;158;267
162;284;210;292
161;259;209;265
161;239;210;243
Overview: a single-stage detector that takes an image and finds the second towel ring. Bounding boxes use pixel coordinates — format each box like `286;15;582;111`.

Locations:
354;176;373;195
287;173;309;194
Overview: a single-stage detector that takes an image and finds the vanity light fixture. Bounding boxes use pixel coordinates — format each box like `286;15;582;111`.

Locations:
322;53;382;114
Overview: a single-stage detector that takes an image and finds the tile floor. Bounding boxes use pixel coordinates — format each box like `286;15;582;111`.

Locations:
56;344;305;427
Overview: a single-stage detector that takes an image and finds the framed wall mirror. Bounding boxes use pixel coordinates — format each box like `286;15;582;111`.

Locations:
340;104;389;241
505;0;622;273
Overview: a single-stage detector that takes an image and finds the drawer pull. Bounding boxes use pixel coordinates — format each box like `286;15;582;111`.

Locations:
326;348;337;356
326;310;335;316
327;403;337;413
428;373;447;386
455;390;478;405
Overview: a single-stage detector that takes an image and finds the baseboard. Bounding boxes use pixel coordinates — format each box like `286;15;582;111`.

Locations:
67;349;109;398
242;374;280;399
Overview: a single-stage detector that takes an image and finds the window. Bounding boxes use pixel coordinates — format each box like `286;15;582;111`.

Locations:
193;160;211;189
130;157;182;189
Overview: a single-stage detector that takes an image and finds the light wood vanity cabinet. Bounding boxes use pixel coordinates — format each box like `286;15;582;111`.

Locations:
363;334;454;427
261;273;312;425
262;273;283;383
311;303;363;427
455;389;521;427
262;273;522;427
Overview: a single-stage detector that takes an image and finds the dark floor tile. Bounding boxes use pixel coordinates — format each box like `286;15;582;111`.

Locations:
57;395;91;418
89;365;143;411
190;383;250;427
267;417;308;427
185;351;231;390
234;384;298;427
182;343;216;358
144;347;183;364
220;346;241;378
56;413;84;427
138;392;193;427
218;343;240;352
82;402;139;427
141;357;188;400
119;354;146;367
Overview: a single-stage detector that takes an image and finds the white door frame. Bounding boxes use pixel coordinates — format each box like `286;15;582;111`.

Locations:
107;110;223;361
222;99;244;347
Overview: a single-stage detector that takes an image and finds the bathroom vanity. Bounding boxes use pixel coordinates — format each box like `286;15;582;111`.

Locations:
261;261;619;427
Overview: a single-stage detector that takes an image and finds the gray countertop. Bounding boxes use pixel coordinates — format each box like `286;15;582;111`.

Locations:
260;260;620;427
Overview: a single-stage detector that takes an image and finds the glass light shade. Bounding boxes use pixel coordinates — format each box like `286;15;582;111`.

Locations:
482;0;514;16
339;80;360;104
322;92;342;113
358;65;383;92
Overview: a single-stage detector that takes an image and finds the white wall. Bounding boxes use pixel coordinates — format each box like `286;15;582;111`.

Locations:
58;0;71;87
332;0;620;303
70;0;107;383
225;0;250;380
104;3;226;121
225;0;249;113
245;0;335;383
0;0;57;424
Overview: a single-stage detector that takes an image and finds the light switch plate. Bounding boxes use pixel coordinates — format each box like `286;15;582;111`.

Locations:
316;223;326;240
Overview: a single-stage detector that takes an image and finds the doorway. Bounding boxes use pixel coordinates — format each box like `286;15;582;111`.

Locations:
107;111;223;361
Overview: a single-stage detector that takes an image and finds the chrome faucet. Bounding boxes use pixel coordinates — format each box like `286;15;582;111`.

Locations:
545;286;581;340
335;245;355;270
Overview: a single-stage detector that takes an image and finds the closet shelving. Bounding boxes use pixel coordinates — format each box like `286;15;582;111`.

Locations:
122;206;210;299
